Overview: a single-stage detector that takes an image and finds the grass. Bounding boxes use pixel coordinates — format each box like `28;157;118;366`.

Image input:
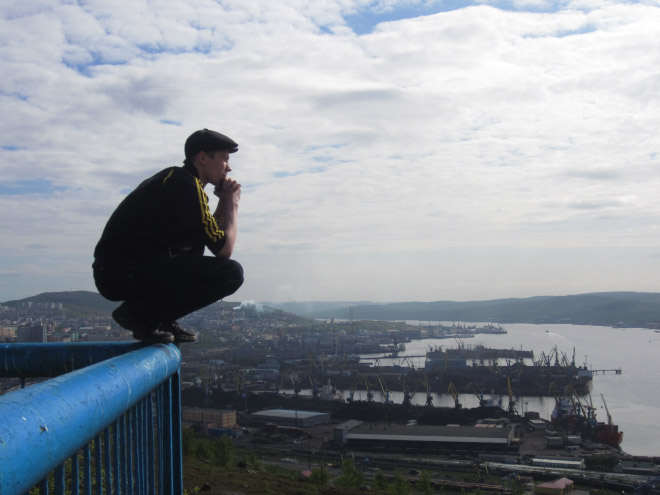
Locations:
182;455;357;495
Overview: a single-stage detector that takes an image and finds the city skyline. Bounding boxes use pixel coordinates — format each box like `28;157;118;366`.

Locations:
1;0;659;303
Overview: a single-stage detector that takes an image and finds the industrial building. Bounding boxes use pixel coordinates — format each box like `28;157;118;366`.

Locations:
535;478;574;495
532;457;584;470
248;409;330;428
334;422;515;451
182;407;236;428
17;324;46;343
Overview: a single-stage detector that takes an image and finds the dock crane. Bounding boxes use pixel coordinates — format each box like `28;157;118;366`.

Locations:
401;375;419;407
506;376;518;415
346;374;360;403
308;374;319;398
378;376;392;405
466;382;487;407
374;358;392;405
290;373;301;398
420;374;433;407
447;382;461;409
363;375;374;403
601;394;613;425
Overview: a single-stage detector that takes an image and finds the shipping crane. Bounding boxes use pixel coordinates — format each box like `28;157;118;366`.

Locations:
506;376;518;415
378;376;392;405
364;375;374;403
601;394;613;425
421;374;433;407
466;382;487;407
374;358;392;404
447;382;461;409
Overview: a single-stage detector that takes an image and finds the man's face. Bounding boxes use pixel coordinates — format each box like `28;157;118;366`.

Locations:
205;150;231;185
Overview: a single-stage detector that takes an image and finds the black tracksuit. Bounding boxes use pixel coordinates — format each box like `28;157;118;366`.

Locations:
93;164;243;327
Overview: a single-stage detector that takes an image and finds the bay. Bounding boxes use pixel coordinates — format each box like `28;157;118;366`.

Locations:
347;322;660;457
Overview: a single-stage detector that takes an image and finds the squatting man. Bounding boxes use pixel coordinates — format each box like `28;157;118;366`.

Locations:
93;129;244;343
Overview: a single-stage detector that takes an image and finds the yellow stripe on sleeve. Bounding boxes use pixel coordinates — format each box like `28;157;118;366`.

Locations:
195;179;225;243
162;169;175;185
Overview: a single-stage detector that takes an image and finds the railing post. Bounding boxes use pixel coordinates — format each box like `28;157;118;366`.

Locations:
172;370;184;494
54;464;65;495
71;452;80;494
103;427;111;494
162;378;174;495
156;385;164;492
120;415;128;494
147;393;156;495
94;435;102;494
83;443;92;495
112;419;120;495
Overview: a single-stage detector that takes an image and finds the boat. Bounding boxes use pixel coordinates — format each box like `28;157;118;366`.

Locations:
549;391;623;448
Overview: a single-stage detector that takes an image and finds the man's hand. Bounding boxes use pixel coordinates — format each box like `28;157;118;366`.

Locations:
213;178;241;204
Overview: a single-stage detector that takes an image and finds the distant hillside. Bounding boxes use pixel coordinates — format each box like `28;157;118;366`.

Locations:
5;291;660;327
267;292;660;328
1;291;118;318
0;291;295;322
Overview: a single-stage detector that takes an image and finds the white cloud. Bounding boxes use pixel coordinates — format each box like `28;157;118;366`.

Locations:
1;0;659;302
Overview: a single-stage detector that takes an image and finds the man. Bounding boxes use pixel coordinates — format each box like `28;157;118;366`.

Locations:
93;129;244;343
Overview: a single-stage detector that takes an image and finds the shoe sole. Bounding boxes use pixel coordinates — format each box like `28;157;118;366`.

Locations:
173;334;198;343
134;331;175;344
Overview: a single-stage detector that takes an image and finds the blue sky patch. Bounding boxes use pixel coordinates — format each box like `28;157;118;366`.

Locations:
273;171;302;178
63;50;127;77
0;179;67;196
0;90;28;102
160;119;182;126
343;0;562;33
344;0;474;34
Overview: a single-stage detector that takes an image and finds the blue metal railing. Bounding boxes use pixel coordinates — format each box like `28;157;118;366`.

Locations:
0;342;183;495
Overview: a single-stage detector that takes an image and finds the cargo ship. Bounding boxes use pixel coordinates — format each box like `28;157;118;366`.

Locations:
298;345;595;397
550;392;623;448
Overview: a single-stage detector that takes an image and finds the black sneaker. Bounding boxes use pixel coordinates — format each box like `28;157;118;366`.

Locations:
132;328;175;344
112;304;174;344
160;321;198;343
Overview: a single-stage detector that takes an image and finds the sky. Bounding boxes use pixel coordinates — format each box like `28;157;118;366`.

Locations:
1;0;659;304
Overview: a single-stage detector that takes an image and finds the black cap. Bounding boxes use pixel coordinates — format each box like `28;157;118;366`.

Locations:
185;129;238;159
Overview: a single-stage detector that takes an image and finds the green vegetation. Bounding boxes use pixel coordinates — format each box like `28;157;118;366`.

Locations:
418;470;432;495
334;457;363;490
310;464;330;485
182;432;421;495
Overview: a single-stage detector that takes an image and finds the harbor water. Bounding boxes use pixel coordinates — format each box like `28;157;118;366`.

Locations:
346;322;660;457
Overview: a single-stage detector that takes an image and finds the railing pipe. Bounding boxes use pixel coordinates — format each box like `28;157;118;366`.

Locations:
0;342;149;378
0;343;181;495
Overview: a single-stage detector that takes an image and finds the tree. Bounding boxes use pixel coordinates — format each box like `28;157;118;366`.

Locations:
372;470;389;493
418;470;432;495
335;458;363;490
182;427;196;456
310;464;330;486
511;480;524;495
212;435;234;467
388;472;411;495
195;440;210;460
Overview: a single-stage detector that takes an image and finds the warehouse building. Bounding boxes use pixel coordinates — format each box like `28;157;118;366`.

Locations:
182;407;236;428
248;409;330;428
336;423;515;451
